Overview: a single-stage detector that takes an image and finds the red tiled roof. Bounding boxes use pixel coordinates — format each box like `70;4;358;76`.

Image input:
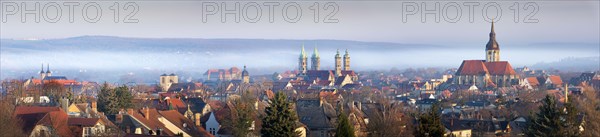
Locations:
68;118;101;127
456;60;489;75
483;61;516;75
14;106;61;115
128;108;175;136
37;111;73;137
456;60;516;76
548;75;563;85
526;77;540;86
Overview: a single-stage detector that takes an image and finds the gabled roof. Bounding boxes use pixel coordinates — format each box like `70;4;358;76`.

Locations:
456;60;488;75
158;110;212;136
526;77;540;86
37;111;73;137
547;75;563;85
68;118;101;127
456;60;516;76
484;61;516;75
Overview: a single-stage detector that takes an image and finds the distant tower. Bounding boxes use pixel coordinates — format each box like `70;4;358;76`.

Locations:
335;49;342;77
343;49;350;70
40;64;46;79
242;65;250;84
486;21;500;62
299;45;308;74
46;64;52;77
311;47;320;70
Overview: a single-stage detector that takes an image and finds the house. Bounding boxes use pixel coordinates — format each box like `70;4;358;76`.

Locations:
158;110;213;137
296;98;336;137
545;75;563;89
14;106;73;137
443;118;472;137
521;77;540;90
68;118;106;137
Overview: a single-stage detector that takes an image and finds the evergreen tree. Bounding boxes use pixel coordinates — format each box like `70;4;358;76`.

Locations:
231;98;255;137
97;82;120;114
115;85;133;109
526;95;580;137
261;92;300;137
335;112;356;137
415;102;444;137
562;96;581;137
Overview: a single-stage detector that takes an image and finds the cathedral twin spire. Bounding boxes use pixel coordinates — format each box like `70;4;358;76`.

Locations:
299;44;350;76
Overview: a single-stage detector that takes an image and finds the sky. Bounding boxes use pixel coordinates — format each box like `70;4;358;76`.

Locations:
1;1;598;44
0;0;599;81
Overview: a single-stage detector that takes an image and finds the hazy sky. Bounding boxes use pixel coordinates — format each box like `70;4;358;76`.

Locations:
1;0;598;45
0;0;599;81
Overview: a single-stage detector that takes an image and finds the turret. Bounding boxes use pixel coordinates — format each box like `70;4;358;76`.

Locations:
343;49;350;70
311;46;320;70
335;49;342;76
299;45;308;74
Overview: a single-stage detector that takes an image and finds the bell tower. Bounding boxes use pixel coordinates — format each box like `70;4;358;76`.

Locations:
335;49;342;76
299;45;308;74
343;49;350;70
486;21;500;62
311;47;320;70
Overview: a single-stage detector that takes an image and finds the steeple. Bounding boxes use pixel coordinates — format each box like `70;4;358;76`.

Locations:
485;21;500;62
486;21;499;50
46;64;51;74
311;46;320;70
40;63;44;73
343;49;350;70
312;46;319;58
300;44;307;58
299;44;308;74
335;49;342;76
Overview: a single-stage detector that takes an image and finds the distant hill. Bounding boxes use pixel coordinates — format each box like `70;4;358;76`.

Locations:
532;56;599;72
0;36;444;53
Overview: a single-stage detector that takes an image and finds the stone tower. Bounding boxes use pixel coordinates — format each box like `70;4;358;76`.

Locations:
299;45;308;74
335;49;342;76
311;47;320;70
242;65;250;84
486;21;500;62
343;49;350;70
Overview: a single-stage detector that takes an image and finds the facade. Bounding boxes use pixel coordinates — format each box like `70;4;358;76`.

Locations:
454;22;519;89
299;45;308;74
295;46;359;90
160;73;179;92
242;65;250;84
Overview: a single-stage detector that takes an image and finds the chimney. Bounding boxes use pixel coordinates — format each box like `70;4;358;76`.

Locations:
91;101;97;112
127;109;134;115
451;119;454;126
61;97;69;114
195;113;201;126
144;108;150;120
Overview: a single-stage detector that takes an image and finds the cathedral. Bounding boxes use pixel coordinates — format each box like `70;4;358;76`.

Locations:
454;22;519;88
296;45;358;89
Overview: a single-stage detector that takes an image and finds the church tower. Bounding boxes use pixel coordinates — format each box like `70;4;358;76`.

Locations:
242;65;250;84
299;45;308;74
343;49;350;70
46;64;52;77
311;47;320;70
486;21;500;62
335;49;342;76
40;64;46;79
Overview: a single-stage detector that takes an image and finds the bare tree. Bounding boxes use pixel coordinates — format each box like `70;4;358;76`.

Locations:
574;84;600;136
0;97;25;136
366;98;413;137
